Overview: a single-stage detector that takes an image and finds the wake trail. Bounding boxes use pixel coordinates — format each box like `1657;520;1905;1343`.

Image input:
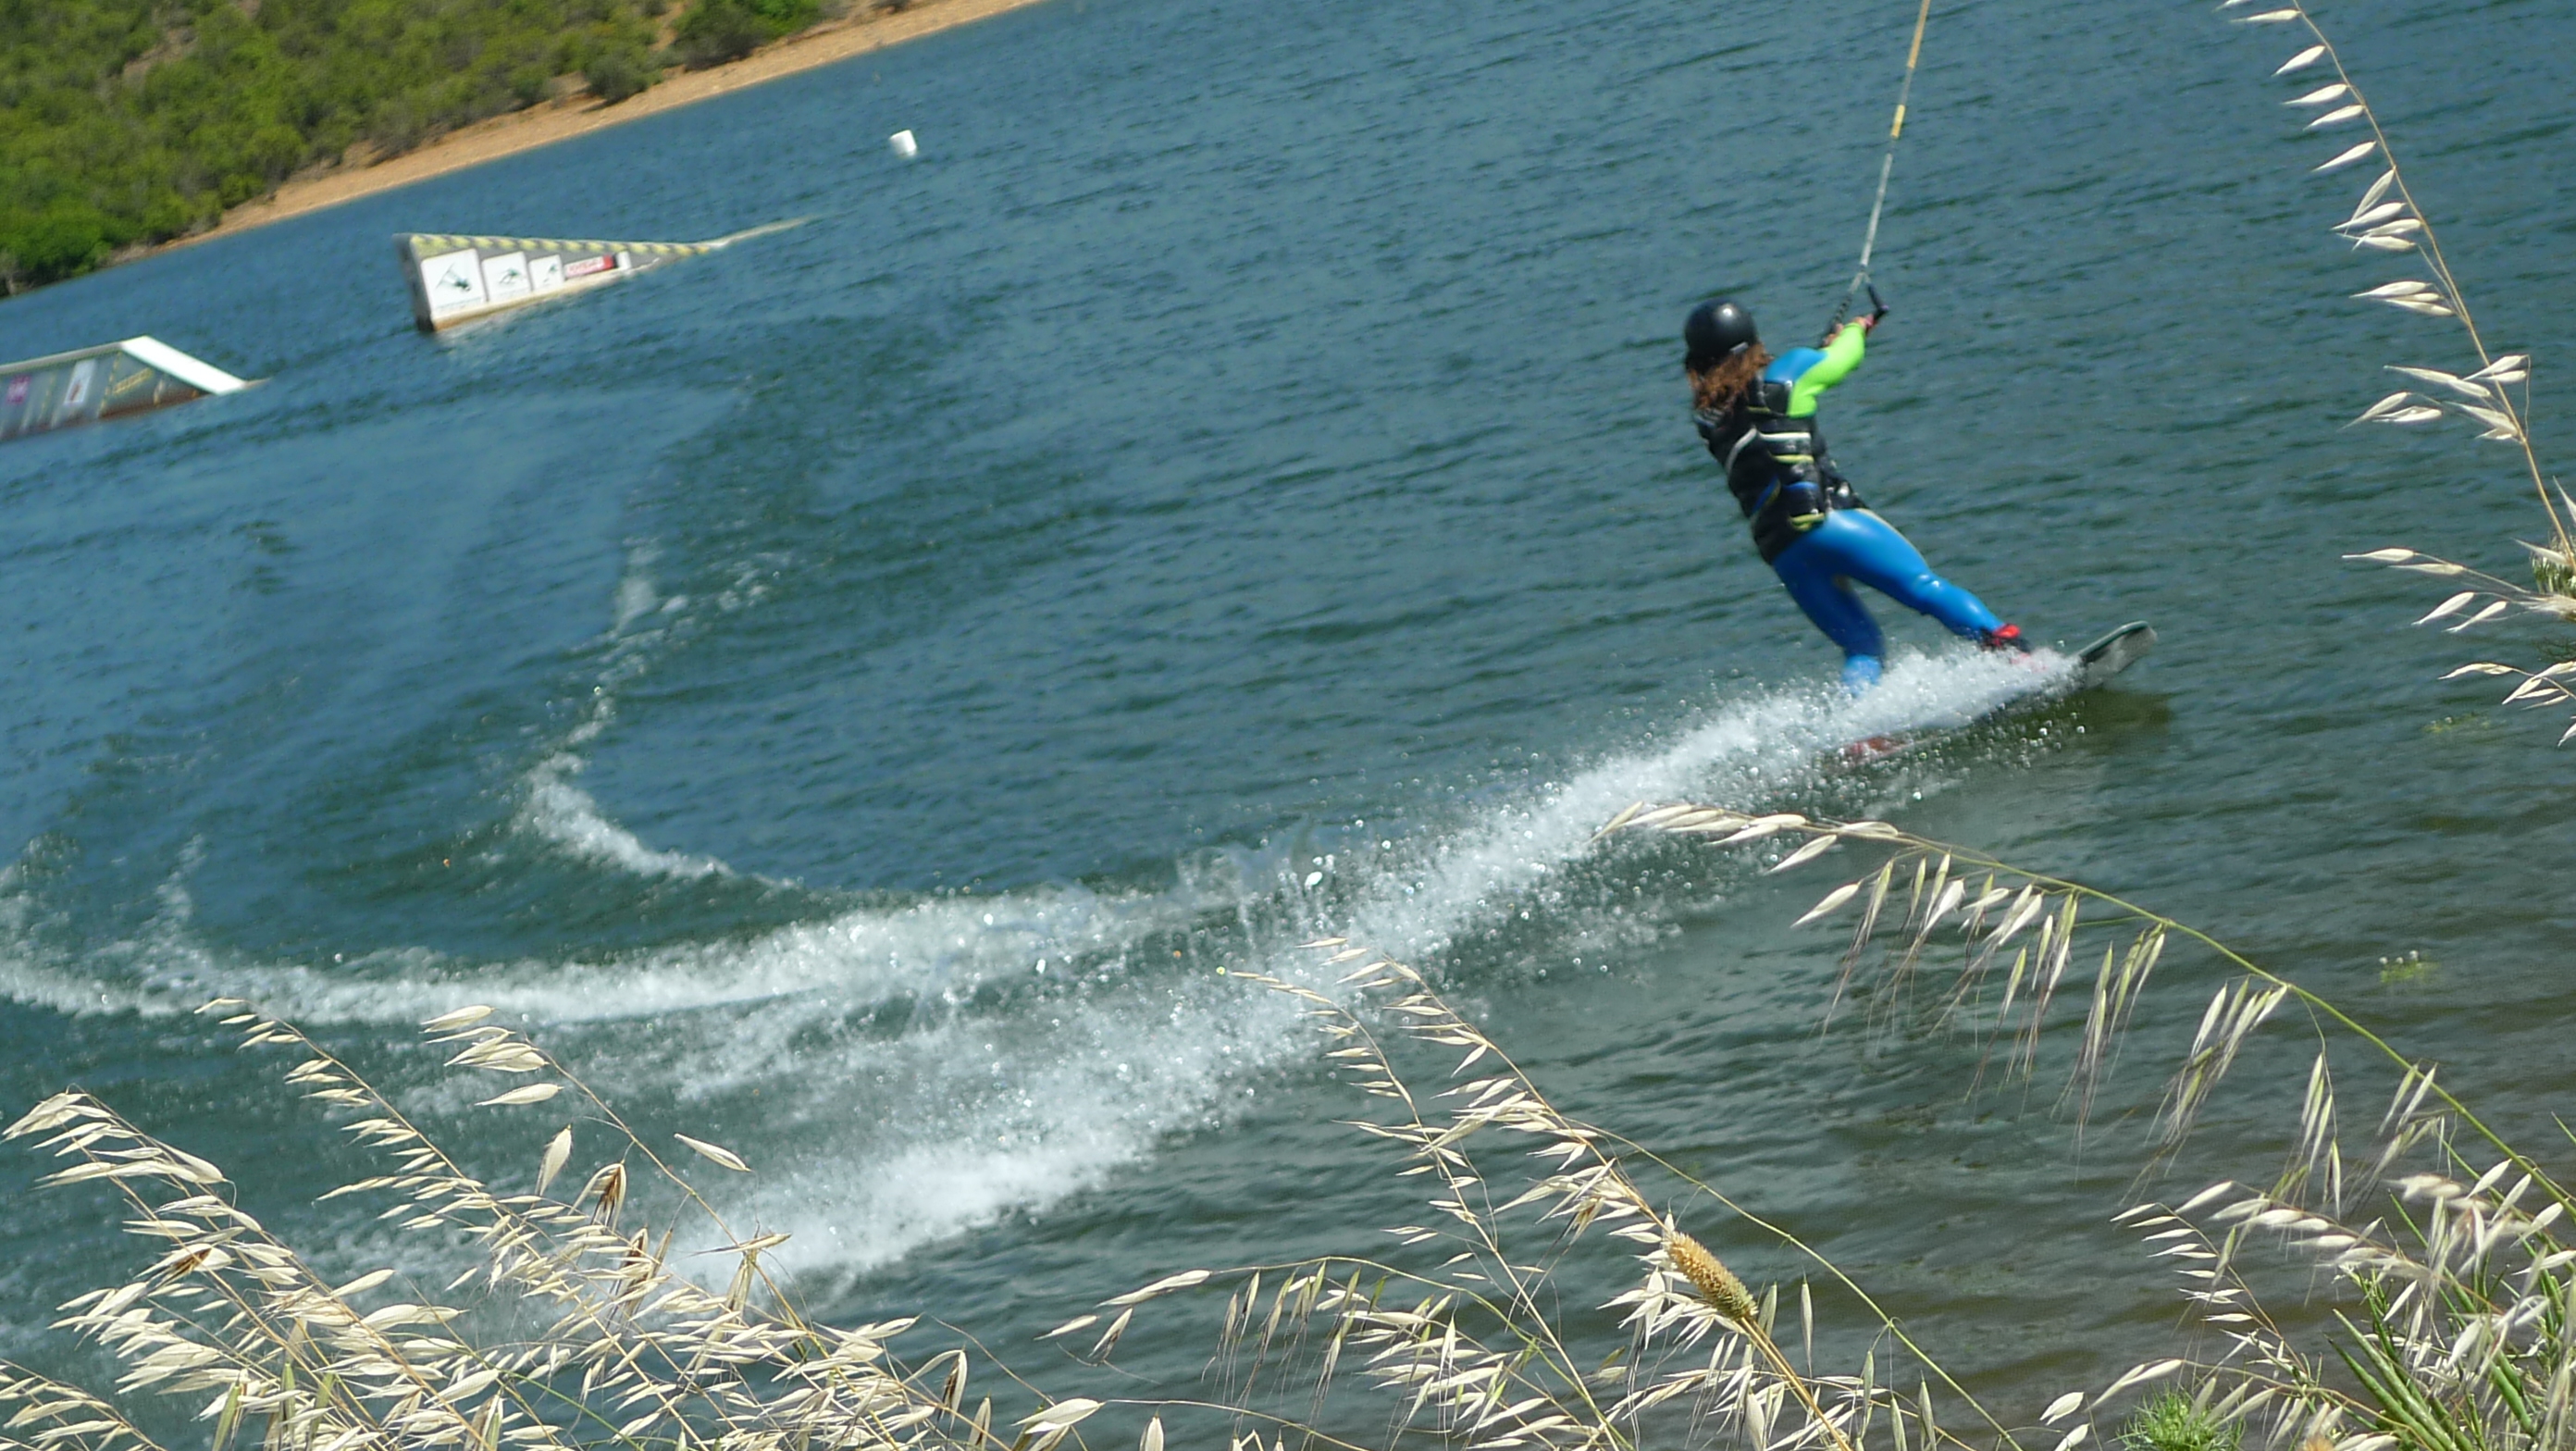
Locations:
1334;649;2070;966
514;542;741;881
0;648;2069;1274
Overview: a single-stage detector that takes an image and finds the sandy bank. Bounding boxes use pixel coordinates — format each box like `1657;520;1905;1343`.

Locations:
166;0;1053;251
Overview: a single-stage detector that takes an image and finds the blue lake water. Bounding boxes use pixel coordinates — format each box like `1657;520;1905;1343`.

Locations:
4;0;2573;1427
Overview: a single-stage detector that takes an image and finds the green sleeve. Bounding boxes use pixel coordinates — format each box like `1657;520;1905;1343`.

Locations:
1787;321;1869;417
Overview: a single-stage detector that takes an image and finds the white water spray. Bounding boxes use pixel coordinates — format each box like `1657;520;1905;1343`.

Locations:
0;647;2069;1273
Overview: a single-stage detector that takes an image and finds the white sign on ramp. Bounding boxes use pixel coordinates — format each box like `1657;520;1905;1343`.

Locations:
481;251;532;303
419;249;489;319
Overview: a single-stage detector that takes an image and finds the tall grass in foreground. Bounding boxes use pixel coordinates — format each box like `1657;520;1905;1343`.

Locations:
1597;805;2576;1451
2215;0;2576;735
10;812;2566;1451
0;945;2025;1451
2;1006;989;1451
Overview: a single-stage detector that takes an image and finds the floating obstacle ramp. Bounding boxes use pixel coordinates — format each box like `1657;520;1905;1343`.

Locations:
395;220;803;331
0;337;254;445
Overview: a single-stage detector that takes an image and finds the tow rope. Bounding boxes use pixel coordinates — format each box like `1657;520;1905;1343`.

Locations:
1827;0;1938;337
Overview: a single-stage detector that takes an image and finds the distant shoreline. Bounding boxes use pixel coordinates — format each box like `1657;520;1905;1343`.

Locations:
157;0;1053;255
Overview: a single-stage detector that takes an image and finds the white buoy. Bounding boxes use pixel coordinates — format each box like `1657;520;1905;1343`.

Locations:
888;130;918;159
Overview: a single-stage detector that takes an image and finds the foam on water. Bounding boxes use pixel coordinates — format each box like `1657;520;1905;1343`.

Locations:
662;972;1287;1273
515;545;735;881
521;748;733;881
0;869;1213;1024
0;646;2069;1274
1337;648;2069;964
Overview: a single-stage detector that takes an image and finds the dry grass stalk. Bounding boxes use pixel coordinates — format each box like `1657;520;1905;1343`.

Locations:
1603;802;2558;1198
2206;3;2576;737
7;856;2541;1451
0;1363;172;1451
1;1002;1045;1451
32;977;1926;1451
1610;797;2576;1451
2211;2;2557;517
1070;942;2041;1451
7;775;2556;1451
2087;1096;2576;1451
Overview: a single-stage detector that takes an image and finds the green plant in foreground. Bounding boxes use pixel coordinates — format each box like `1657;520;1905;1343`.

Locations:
2120;1391;2239;1451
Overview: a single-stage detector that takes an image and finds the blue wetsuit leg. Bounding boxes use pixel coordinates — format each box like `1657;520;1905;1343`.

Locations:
1771;510;2004;691
1772;549;1887;692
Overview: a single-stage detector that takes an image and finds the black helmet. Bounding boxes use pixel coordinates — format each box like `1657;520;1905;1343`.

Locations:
1683;300;1758;371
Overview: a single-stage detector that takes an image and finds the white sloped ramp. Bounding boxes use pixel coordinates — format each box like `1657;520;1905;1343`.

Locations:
0;338;254;445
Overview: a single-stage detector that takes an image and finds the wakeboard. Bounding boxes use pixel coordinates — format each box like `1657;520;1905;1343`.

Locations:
1840;621;2155;763
2074;620;2155;688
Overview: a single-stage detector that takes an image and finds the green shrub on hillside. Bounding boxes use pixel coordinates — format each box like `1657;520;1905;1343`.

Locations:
671;0;817;68
580;29;659;103
0;0;692;294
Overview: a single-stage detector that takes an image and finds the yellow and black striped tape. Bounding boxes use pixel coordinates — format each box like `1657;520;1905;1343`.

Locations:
398;233;718;257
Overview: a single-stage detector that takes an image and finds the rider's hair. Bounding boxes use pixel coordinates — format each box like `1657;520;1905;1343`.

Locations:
1688;346;1774;414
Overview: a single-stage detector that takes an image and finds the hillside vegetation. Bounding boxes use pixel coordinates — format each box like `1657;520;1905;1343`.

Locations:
0;0;830;295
